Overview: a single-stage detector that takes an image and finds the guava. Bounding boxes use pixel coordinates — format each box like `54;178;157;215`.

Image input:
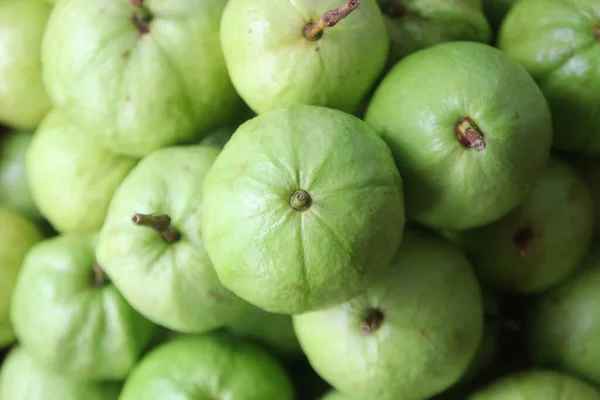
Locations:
364;41;552;230
41;0;242;157
9;233;157;381
525;242;600;386
445;157;594;294
0;207;43;348
26;110;138;234
119;332;295;400
0;346;121;400
467;369;600;399
378;0;492;66
202;104;405;315
0;0;52;129
498;0;600;154
568;155;600;233
292;227;483;400
0;130;40;220
220;0;388;115
482;0;517;31
97;145;253;333
227;306;303;358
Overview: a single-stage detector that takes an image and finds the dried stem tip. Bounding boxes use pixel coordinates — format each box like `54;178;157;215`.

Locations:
129;0;153;34
304;0;360;41
456;117;486;151
131;213;181;243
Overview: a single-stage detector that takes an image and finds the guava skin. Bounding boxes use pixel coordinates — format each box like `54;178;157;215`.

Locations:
498;0;600;154
467;370;600;399
569;156;600;232
0;0;52;129
26;110;138;234
0;346;121;400
0;130;41;220
365;41;553;230
445;157;595;294
220;0;389;115
292;228;483;400
525;243;600;386
41;0;241;158
202;104;405;315
9;233;157;381
97;145;253;333
0;207;43;348
379;0;492;66
119;333;295;400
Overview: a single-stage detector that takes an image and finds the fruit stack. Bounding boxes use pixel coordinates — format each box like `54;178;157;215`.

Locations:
0;0;599;399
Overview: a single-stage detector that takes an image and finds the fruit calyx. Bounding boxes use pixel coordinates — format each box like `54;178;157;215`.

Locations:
513;226;534;258
360;307;384;335
289;190;312;211
131;213;181;243
93;261;110;287
129;0;153;34
303;0;360;41
456;117;486;151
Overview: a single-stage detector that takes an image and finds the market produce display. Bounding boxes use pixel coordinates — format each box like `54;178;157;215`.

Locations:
1;0;599;399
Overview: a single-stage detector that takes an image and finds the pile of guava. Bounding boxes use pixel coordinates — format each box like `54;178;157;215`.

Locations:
1;0;599;399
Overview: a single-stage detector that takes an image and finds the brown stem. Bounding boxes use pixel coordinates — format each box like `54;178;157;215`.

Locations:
131;213;180;243
129;0;153;34
456;117;486;151
93;261;108;287
360;307;384;335
303;0;360;41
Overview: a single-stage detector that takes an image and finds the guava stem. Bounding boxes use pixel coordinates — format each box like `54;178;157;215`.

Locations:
131;213;181;243
303;0;360;41
93;261;108;287
289;190;311;211
456;117;486;151
360;308;384;335
129;0;153;34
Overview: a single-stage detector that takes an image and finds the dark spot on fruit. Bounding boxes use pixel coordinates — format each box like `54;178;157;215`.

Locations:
513;226;534;258
595;25;600;42
360;307;384;335
369;208;374;212
248;28;252;34
124;95;131;102
122;50;131;59
453;331;466;344
293;283;306;292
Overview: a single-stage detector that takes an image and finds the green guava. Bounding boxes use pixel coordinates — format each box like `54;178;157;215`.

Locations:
0;346;121;400
202;104;405;315
467;370;600;399
364;41;553;230
0;0;52;129
525;242;600;386
568;155;600;233
97;145;253;333
119;332;295;400
26;110;138;234
220;0;389;115
482;0;517;31
498;0;600;154
9;233;157;381
0;130;40;220
378;0;492;65
0;207;43;348
292;227;483;400
227;306;303;358
445;157;595;294
41;0;241;157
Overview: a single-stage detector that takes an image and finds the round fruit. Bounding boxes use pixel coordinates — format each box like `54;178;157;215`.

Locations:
497;0;600;154
26;110;138;234
10;233;156;381
0;346;120;400
467;370;600;399
41;0;241;157
292;227;483;400
445;157;594;294
526;243;600;385
202;104;405;315
97;145;253;333
0;207;43;348
220;0;389;115
119;333;295;400
365;41;552;230
0;0;52;129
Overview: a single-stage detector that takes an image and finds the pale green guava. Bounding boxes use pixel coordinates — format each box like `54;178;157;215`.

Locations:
292;227;483;400
202;104;405;315
41;0;241;157
26;110;138;234
97;145;253;333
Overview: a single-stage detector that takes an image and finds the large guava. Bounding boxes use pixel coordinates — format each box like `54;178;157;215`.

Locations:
364;41;552;230
201;104;405;315
292;227;483;400
41;0;242;157
497;0;600;154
